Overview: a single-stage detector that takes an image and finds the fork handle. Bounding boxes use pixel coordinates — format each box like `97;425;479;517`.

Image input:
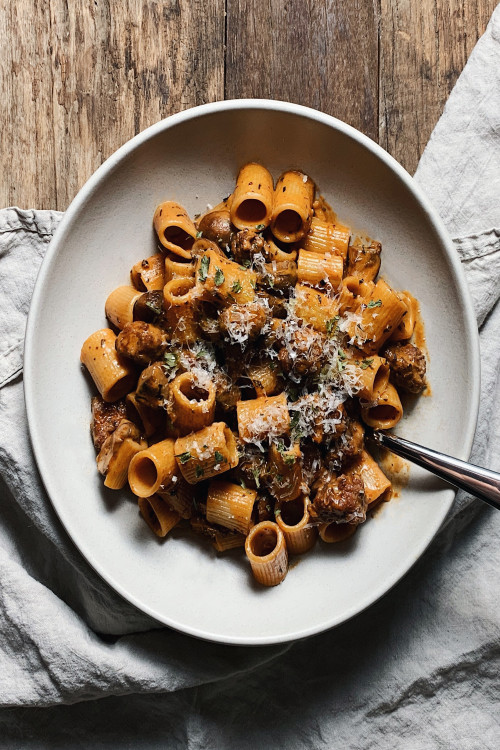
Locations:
372;431;500;512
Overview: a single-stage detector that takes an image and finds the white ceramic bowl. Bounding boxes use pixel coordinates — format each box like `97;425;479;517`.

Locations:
25;100;479;645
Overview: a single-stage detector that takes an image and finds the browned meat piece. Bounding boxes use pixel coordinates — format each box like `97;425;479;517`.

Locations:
190;515;245;551
90;396;127;452
256;290;288;318
311;469;367;524
300;443;323;492
133;290;164;324
290;393;346;444
231;228;267;265
231;443;269;490
197;208;233;246
96;419;143;478
347;238;382;282
255;495;275;523
116;321;167;365
382;342;427;394
256;260;298;294
218;303;268;343
326;418;364;469
136;362;170;409
196;301;220;342
212;370;241;413
278;327;326;379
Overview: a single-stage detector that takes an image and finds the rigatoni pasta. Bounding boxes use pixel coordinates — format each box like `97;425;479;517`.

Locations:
81;163;427;588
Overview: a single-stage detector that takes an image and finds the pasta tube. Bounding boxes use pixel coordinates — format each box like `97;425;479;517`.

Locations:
266;236;298;262
349;279;407;353
206;480;257;534
212;531;246;552
153;201;197;259
346;238;382;281
312;195;337;223
389;291;417;342
271;171;315;243
195;249;257;304
80;328;136;403
138;495;180;538
236;393;290;443
349;353;390;401
96;421;147;490
297;249;343;290
302;217;350;260
361;382;403;429
230;163;274;230
126;392;163;438
319;522;358;543
128;438;178;497
158;474;194;518
168;372;216;435
130;254;165;291
276;495;317;554
174;422;239;484
164;253;195;282
246;358;282;397
267;442;302;502
245;521;288;586
163;277;199;344
293;284;338;333
350;450;391;507
105;286;142;330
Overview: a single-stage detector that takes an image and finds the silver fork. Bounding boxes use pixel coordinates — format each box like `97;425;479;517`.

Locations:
370;430;500;511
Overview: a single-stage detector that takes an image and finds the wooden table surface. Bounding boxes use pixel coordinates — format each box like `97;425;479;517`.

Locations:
0;1;495;211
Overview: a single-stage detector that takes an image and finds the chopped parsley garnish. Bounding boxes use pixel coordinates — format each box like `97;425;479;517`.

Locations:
367;299;382;308
214;450;225;464
239;478;247;489
252;467;261;489
176;451;191;464
326;315;340;335
195;465;204;478
283;453;296;466
267;276;275;288
198;255;210;282
360;358;374;370
240;259;251;269
274;508;281;518
231;280;243;294
255;224;266;231
337;348;346;360
163;351;178;369
338;360;346;373
214;267;225;287
196;230;203;238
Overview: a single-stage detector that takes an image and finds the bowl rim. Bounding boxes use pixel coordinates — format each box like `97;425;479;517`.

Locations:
24;98;481;645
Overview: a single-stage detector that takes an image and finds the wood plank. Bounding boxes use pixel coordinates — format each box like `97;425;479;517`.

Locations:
0;1;57;208
379;0;497;174
225;0;379;141
0;0;225;210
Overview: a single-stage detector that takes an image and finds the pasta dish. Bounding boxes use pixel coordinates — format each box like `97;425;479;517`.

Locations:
81;164;427;587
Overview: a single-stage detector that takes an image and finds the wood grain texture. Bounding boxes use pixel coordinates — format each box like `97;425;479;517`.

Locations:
0;0;496;209
0;0;224;210
379;0;498;173
225;0;379;140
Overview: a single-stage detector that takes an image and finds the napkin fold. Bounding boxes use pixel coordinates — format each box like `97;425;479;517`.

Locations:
1;6;500;746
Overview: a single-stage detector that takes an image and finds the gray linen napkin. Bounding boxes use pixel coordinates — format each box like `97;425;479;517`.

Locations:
1;6;500;747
